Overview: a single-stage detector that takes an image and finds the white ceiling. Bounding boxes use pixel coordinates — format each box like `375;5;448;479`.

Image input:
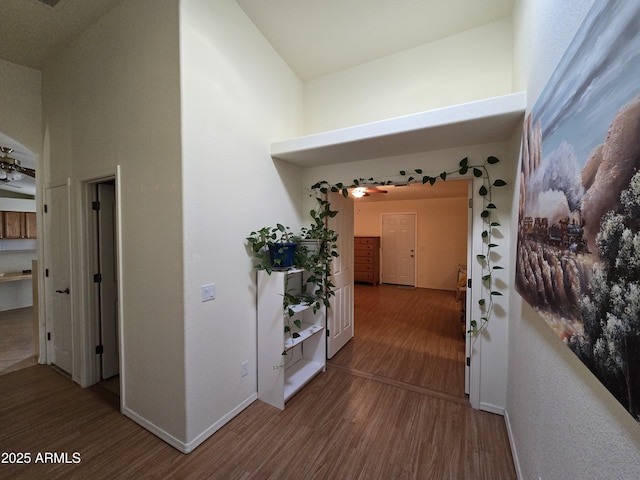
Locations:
0;0;514;197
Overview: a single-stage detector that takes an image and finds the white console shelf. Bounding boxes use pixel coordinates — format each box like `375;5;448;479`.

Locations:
257;269;326;409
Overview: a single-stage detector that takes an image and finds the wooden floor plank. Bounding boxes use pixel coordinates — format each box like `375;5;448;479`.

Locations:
0;286;515;479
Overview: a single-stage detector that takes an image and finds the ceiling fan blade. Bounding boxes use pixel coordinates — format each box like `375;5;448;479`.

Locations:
17;165;36;178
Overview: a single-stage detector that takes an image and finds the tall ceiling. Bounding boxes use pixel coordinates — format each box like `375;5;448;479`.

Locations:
0;0;513;197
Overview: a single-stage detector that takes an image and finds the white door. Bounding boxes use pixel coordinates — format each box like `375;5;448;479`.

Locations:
97;183;119;379
45;183;73;374
381;214;416;286
326;192;354;359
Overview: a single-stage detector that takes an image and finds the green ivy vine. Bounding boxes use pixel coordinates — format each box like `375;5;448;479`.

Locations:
309;155;507;336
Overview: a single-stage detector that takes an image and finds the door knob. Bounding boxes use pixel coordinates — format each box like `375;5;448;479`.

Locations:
56;288;70;294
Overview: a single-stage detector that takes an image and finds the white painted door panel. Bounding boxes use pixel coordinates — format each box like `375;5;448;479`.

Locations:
326;193;354;359
45;183;73;374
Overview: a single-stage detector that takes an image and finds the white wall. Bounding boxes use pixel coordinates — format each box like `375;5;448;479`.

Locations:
42;0;187;445
303;17;513;134
0;59;41;156
354;196;468;290
507;1;640;478
180;0;303;451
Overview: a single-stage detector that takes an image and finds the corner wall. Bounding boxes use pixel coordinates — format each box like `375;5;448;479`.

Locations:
179;0;304;450
507;1;640;478
42;0;187;445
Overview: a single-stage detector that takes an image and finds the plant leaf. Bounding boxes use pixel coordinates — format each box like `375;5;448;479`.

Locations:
415;169;423;174
481;210;489;218
459;157;469;168
493;179;507;187
459;165;469;175
473;168;483;178
479;185;488;196
487;156;500;164
440;172;447;181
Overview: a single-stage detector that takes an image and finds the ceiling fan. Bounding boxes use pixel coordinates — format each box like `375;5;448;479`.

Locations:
0;146;35;182
351;186;388;198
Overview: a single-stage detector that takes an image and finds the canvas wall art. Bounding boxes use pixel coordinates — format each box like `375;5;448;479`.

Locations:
516;0;640;422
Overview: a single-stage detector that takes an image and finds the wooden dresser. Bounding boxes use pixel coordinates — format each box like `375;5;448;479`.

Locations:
354;237;380;285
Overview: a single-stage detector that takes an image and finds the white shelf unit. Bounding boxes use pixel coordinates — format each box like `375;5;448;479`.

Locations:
257;268;326;410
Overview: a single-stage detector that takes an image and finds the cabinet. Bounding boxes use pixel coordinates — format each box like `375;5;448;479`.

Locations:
0;211;36;239
354;236;380;285
258;268;326;410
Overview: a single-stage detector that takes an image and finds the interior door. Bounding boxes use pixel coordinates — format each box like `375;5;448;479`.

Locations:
97;182;119;379
326;192;354;358
45;182;73;374
381;213;416;286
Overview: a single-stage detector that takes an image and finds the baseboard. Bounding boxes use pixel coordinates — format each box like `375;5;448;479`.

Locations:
123;393;258;454
123;406;187;453
183;393;257;453
479;401;505;416
503;408;523;480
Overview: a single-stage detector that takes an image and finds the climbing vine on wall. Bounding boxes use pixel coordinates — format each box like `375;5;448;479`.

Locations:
309;155;507;335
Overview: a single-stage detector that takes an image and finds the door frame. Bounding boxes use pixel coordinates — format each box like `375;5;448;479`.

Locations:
346;176;482;408
78;167;124;398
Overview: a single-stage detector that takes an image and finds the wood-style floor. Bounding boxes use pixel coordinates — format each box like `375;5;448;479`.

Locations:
0;306;38;375
0;286;516;479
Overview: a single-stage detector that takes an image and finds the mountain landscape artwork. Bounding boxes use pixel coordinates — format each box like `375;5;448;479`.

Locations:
515;0;640;422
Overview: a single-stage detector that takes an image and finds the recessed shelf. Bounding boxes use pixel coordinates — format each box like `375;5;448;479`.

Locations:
270;92;526;167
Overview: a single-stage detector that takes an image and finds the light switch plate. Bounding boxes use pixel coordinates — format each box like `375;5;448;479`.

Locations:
202;284;215;302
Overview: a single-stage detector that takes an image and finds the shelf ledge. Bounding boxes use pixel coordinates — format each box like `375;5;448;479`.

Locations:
270;92;526;167
284;323;324;351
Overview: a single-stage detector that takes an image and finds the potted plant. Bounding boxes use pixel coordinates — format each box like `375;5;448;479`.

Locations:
246;224;298;273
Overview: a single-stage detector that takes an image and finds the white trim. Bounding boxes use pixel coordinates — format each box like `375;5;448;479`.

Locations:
123;394;258;454
503;408;524;480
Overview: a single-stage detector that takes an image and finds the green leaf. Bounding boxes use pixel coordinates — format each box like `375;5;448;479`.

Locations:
477;254;486;260
292;332;301;338
478;299;486;306
459;157;469;168
493;265;505;270
342;188;349;198
487;156;499;164
490;222;501;227
353;179;360;186
491;291;503;296
422;176;431;184
479;185;488;196
294;319;302;329
284;326;290;333
488;243;498;248
407;176;414;183
400;170;406;176
473;168;483;177
429;177;437;186
415;169;423;174
459;165;469;175
481;230;488;238
486;203;497;209
482;274;491;281
481;210;489;218
440;172;447;181
493;179;507;187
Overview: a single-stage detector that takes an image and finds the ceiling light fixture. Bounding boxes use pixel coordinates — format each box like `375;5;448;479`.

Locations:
351;187;367;198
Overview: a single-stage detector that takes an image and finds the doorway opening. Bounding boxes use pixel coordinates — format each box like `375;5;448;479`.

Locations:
329;179;472;401
86;178;121;404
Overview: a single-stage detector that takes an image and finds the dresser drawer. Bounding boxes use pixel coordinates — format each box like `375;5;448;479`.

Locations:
354;272;376;283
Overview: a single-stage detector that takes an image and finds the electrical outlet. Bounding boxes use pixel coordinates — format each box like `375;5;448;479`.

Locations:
241;361;249;377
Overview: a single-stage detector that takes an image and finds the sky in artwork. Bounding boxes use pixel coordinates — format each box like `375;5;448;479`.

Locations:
532;0;640;167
